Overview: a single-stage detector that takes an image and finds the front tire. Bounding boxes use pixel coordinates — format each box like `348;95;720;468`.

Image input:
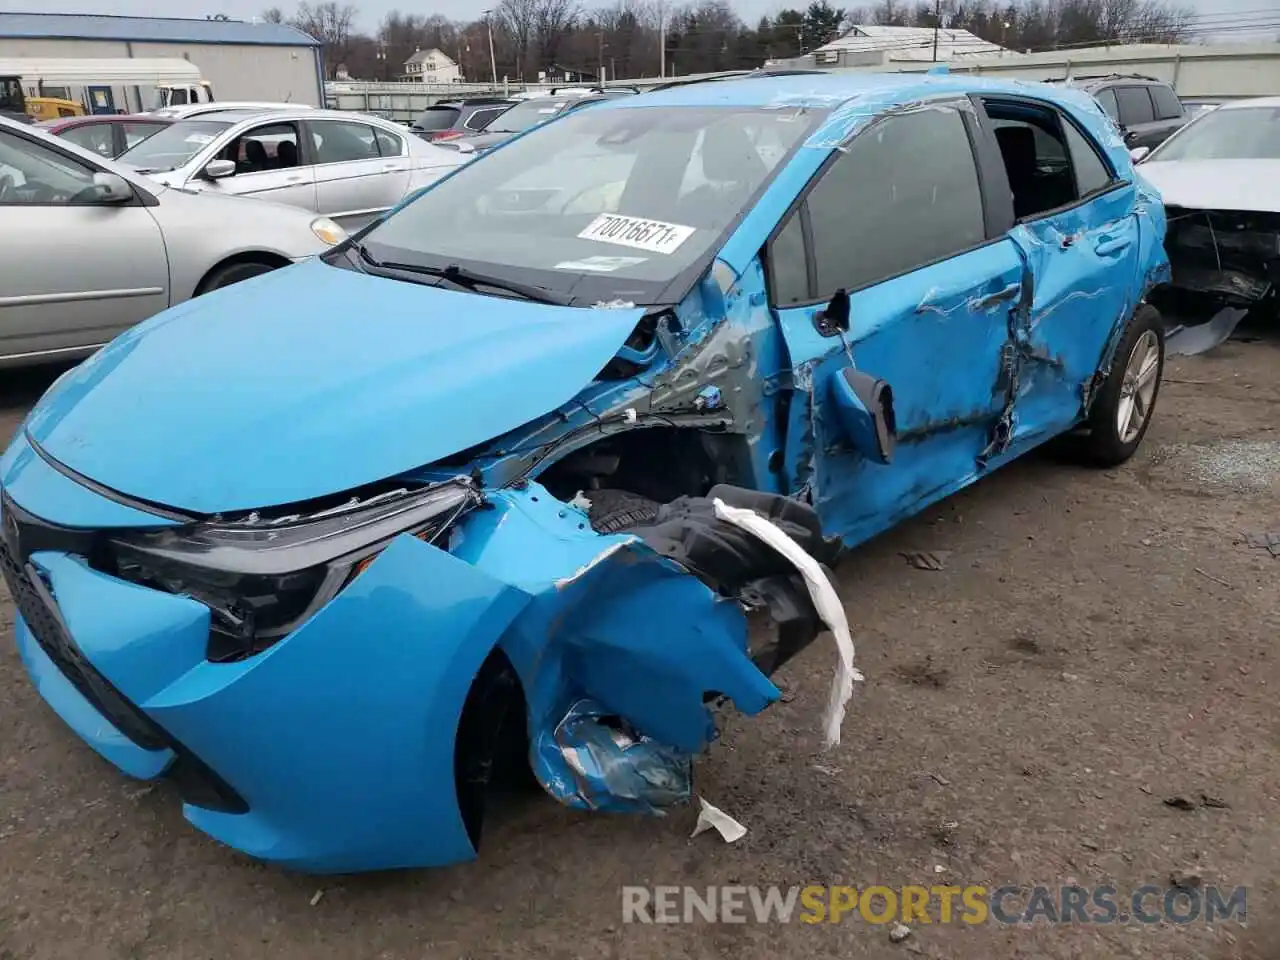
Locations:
198;260;277;295
1082;303;1165;467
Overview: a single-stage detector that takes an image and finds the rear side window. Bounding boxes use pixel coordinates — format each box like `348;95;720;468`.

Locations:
1094;88;1119;122
1115;86;1155;125
800;107;986;297
414;107;459;131
1062;120;1114;196
770;212;809;306
60;124;115;157
310;120;379;164
1151;85;1183;120
466;106;507;131
374;127;403;156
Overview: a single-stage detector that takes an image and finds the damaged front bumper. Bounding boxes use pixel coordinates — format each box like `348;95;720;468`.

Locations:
1163;206;1280;305
1;434;792;873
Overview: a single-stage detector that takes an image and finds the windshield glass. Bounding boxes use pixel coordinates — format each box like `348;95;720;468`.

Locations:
1152;106;1280;161
486;97;581;133
118;118;232;171
361;105;819;304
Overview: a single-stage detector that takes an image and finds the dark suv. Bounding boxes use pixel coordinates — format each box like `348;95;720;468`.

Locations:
1057;74;1187;151
410;97;514;143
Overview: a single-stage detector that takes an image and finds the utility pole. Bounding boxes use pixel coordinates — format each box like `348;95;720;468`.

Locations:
598;30;605;84
482;8;498;86
932;0;941;62
658;1;665;77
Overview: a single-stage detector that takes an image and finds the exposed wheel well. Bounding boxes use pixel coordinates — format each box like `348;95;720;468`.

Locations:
537;426;753;505
453;647;533;852
195;252;292;295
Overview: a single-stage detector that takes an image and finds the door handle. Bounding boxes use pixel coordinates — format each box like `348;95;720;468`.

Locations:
1094;236;1133;256
383;163;404;171
286;175;304;183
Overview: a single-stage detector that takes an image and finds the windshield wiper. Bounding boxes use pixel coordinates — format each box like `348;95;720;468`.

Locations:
357;245;572;306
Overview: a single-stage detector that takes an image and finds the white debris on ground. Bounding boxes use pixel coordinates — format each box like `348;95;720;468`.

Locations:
711;497;863;748
690;797;748;843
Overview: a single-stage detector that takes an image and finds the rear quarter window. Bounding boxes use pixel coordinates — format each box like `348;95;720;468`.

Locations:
1151;85;1183;121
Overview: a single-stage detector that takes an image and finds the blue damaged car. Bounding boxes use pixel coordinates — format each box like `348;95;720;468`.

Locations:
0;72;1169;873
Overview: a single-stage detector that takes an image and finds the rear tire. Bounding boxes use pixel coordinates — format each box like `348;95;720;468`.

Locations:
198;260;277;295
1080;303;1165;467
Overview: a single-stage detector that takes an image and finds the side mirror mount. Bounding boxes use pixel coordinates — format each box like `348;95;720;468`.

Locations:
829;368;897;466
88;172;133;204
204;158;236;180
1129;145;1151;164
814;287;850;337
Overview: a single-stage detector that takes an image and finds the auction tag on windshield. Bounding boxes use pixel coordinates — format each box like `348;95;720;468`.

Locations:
184;133;215;145
554;255;648;273
578;214;694;255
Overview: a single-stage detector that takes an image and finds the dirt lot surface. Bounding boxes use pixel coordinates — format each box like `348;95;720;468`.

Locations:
1;338;1278;960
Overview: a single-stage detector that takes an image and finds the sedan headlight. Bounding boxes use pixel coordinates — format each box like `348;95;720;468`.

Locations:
106;478;480;661
310;216;346;246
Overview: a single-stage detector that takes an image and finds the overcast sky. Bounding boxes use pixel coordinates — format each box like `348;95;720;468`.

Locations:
1;0;1272;38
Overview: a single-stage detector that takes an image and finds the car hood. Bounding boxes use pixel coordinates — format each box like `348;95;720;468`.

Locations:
23;258;646;515
1137;159;1280;213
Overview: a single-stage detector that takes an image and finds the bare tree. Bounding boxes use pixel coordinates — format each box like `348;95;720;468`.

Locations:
292;2;358;77
261;6;284;23
534;0;581;75
498;0;540;77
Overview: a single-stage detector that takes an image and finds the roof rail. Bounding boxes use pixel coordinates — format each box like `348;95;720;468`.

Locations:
1065;72;1162;83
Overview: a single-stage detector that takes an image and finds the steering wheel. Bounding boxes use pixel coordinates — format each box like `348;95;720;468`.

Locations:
0;173;14;202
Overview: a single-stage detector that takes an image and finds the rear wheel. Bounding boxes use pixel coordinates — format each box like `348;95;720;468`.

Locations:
198;260;278;295
1081;304;1164;467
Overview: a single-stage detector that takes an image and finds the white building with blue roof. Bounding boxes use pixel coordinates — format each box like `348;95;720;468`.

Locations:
0;12;324;110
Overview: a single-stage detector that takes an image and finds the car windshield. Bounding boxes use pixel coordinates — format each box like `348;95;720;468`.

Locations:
486;97;581;133
118;118;232;171
1151;106;1280;161
361;105;820;304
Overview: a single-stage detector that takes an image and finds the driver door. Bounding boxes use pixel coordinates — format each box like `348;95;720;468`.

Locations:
768;102;1020;543
0;128;168;363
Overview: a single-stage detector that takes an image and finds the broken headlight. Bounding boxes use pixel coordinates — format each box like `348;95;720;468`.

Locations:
105;479;481;661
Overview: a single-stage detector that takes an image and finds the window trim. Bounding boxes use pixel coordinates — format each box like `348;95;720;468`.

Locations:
764;99;1001;310
972;95;1130;226
0;126;154;208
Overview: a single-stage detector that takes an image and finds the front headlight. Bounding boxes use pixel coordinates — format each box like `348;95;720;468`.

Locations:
105;478;480;661
310;216;346;246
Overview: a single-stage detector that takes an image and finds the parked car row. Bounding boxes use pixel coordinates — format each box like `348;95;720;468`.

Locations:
2;70;1176;875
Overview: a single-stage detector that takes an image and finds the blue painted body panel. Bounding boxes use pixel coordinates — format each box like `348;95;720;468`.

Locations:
0;71;1168;873
24;260;646;514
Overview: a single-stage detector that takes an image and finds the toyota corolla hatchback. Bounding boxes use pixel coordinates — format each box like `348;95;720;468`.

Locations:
0;73;1169;874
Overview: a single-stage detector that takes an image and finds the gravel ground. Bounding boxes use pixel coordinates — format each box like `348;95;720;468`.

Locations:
1;337;1278;960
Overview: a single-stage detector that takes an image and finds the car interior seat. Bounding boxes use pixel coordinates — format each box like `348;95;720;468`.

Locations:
242;139;268;173
275;139;298;168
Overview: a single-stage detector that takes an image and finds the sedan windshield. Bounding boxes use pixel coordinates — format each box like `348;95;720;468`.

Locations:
118;119;232;171
361;105;819;304
1151;106;1280;162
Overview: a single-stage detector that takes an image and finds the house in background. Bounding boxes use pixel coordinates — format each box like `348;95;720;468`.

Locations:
767;24;1005;71
402;47;461;83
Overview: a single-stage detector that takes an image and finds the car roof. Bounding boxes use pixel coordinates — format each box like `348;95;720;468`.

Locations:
590;71;1108;115
43;113;168;129
1216;96;1280;110
433;97;514;107
168;107;396;126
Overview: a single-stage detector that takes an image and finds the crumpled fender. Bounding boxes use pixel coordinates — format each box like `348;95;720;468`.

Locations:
451;483;780;813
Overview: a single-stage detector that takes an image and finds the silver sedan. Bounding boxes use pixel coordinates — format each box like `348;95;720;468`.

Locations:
0;116;346;369
117;107;466;230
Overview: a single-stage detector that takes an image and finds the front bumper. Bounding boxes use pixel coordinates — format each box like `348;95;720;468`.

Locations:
1;433;778;873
